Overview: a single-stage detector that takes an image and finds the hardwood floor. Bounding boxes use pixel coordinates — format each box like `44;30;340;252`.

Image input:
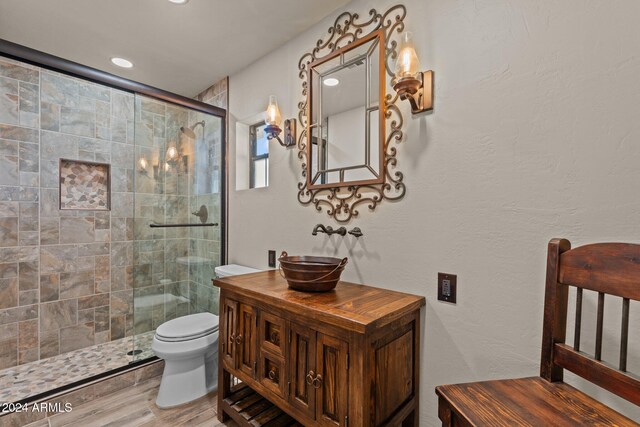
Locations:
25;377;236;427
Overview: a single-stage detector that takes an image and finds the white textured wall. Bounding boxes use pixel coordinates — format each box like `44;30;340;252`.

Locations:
227;0;640;424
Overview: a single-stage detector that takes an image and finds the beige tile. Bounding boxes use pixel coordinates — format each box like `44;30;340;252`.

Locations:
111;290;132;316
46;384;96;412
40;273;60;302
0;322;18;339
18;318;38;349
77;293;108;310
110;315;125;340
0;304;38;325
40;217;60;245
18;261;39;290
0;262;18;279
95;255;110;282
40;299;77;331
39;329;59;358
19;289;39;306
135;360;164;384
78;308;94;323
0;217;18;246
94;306;109;333
95;330;109;344
59;217;95;244
59;269;95;299
0;336;17;369
18;347;38;364
0;277;18;309
59;322;94;353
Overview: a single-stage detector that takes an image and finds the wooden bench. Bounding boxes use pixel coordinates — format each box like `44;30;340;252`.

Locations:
436;239;640;426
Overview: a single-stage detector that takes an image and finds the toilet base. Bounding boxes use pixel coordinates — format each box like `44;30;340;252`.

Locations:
156;351;218;408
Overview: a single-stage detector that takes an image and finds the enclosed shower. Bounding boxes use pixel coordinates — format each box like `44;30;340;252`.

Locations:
0;51;225;403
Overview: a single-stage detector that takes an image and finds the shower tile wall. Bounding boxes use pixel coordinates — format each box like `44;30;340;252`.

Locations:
132;81;226;335
132;96;191;335
0;56;135;370
190;78;226;315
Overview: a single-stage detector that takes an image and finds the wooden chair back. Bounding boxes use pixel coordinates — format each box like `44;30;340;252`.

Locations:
541;239;640;405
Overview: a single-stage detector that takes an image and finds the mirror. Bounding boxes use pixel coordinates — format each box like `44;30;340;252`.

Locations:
296;5;408;223
307;30;384;189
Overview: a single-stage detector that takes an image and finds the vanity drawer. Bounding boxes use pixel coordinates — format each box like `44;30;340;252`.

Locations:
259;310;286;356
259;350;287;399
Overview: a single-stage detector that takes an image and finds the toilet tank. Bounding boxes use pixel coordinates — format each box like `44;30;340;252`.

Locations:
214;264;261;278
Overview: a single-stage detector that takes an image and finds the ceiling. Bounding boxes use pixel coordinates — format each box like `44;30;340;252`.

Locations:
0;0;350;97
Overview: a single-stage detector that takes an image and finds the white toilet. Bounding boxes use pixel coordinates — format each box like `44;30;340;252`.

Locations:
152;312;219;408
152;264;260;408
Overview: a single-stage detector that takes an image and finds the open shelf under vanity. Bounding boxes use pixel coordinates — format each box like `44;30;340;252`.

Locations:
221;382;303;427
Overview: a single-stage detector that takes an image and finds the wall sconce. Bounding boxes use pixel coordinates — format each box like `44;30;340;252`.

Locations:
264;95;296;147
393;32;434;115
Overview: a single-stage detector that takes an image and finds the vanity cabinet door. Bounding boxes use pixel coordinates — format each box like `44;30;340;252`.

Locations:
315;333;349;427
289;322;317;419
237;303;257;378
259;310;286;357
222;298;238;370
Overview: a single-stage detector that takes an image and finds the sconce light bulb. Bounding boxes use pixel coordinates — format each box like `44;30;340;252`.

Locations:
166;144;178;160
264;95;282;126
395;32;421;80
138;157;148;170
164;162;170;172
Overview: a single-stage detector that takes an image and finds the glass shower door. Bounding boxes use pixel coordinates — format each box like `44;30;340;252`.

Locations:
132;94;223;360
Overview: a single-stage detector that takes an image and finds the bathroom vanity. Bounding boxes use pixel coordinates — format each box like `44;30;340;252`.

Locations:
213;270;425;426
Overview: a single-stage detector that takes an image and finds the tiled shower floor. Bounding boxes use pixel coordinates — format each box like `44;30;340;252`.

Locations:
0;332;155;403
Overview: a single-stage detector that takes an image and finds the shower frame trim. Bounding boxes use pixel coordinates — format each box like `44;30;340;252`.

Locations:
0;38;228;265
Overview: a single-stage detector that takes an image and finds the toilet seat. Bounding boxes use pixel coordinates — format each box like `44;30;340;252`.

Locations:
155;312;219;342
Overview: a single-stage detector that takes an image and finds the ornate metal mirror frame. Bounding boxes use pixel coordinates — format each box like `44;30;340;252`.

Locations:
297;5;408;223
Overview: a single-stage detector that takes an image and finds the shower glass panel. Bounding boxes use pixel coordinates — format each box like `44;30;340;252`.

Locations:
132;95;222;360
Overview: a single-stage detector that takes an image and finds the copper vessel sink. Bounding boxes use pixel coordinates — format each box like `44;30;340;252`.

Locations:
277;251;348;292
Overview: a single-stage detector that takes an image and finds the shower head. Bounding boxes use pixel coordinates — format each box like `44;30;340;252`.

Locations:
180;120;205;139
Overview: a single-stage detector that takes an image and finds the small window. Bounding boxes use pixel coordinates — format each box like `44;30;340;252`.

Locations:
250;121;269;189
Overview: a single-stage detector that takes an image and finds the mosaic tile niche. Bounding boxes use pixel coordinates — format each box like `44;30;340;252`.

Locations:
60;159;111;210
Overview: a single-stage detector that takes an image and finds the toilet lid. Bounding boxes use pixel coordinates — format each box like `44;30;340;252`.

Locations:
156;312;219;342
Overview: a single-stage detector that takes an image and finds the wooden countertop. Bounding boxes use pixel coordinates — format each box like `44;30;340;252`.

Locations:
213;270;425;334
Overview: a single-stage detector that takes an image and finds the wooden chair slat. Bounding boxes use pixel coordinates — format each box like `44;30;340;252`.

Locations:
559;243;640;300
620;298;630;371
595;292;605;360
574;288;583;351
554;343;640;406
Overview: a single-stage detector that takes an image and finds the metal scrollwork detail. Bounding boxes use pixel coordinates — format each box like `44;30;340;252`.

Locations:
296;4;407;223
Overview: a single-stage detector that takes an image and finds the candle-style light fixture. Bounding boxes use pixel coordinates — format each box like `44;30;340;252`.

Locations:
392;32;434;115
263;95;296;147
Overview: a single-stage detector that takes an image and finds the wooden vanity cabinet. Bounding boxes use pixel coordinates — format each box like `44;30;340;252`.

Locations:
214;271;425;427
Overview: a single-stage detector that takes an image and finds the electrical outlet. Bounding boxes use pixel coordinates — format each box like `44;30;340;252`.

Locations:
438;273;457;303
268;250;276;268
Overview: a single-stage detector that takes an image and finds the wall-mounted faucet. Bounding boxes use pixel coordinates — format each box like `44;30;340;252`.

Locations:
312;224;346;236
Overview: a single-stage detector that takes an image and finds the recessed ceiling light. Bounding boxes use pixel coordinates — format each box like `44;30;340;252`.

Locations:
110;57;134;69
323;78;340;87
168;0;189;4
